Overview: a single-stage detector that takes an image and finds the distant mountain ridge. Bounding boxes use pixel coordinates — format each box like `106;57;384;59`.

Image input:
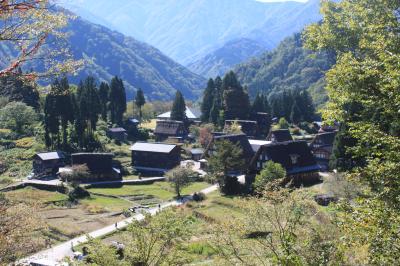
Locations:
235;33;336;108
62;0;321;66
0;13;206;101
187;38;266;78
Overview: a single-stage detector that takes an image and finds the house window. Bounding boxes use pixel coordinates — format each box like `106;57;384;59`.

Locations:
290;154;300;164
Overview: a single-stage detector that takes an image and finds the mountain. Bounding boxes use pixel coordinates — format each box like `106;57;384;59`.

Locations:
62;0;321;65
0;14;206;101
187;38;266;78
188;0;322;78
235;33;336;108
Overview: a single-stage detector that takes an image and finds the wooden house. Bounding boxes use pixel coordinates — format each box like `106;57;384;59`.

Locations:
310;132;337;171
107;127;128;142
266;129;293;143
33;152;65;176
250;141;320;185
70;153;121;182
224;120;259;138
154;120;188;141
130;142;181;175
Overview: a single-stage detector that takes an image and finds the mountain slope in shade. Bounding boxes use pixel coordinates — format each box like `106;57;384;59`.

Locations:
235;33;336;108
187;38;266;78
62;0;319;64
0;14;206;101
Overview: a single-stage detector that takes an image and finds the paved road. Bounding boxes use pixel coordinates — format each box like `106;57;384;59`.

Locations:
20;184;218;266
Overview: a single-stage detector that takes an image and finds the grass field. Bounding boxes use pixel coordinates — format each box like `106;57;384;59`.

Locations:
87;182;210;201
5;187;68;204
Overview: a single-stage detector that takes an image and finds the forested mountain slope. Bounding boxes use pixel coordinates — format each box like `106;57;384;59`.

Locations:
235;33;336;108
0;14;206;101
62;0;321;65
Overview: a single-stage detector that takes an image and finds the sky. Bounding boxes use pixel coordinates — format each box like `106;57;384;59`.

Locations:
256;0;308;2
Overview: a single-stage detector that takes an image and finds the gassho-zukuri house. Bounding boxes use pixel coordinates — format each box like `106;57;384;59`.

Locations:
130;142;181;175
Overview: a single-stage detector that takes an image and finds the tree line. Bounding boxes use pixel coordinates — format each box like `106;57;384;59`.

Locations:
44;76;127;151
201;71;316;127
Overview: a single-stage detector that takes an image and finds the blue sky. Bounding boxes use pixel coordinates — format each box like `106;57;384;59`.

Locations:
256;0;308;2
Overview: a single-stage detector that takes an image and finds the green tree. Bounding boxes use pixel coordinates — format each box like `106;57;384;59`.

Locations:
222;71;250;120
166;166;196;198
201;78;215;122
290;100;301;124
84;209;191;266
109;76;127;125
305;0;400;263
0;102;37;136
253;161;286;195
208;139;245;194
170;90;186;121
134;88;146;121
98;82;110;121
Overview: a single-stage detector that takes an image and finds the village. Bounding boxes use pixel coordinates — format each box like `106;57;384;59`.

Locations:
1;90;339;264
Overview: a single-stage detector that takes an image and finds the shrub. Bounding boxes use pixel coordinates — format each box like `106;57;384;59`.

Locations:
15;137;35;148
253;161;287;195
193;192;206;202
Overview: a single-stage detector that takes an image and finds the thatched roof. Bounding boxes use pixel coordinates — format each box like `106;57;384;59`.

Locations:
154;120;186;135
267;129;293;142
251;141;319;175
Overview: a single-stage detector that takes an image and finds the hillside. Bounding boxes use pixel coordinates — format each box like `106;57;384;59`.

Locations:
235;33;336;108
187;38;266;78
62;0;320;65
0;14;206;101
187;0;322;78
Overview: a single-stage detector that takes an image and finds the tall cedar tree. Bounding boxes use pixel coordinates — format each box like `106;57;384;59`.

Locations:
78;76;101;134
290;100;302;125
170;90;186;121
208;139;245;194
201;78;215;122
44;78;74;149
98;82;110;121
222;71;250;120
109;76;127;125
135;88;146;121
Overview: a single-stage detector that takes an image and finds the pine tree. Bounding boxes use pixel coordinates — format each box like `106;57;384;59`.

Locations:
251;93;265;114
98;82;110;121
79;76;101;134
59;77;74;148
170;90;186;121
109;76;127;125
290;100;301;124
135;88;146;121
222;71;250;120
201;79;215;122
329;123;358;171
299;90;315;122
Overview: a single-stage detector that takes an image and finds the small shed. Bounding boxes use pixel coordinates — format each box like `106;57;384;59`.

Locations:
190;148;204;161
107;127;128;142
33;152;65;176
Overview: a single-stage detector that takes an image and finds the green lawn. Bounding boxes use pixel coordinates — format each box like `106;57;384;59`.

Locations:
87;182;210;201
